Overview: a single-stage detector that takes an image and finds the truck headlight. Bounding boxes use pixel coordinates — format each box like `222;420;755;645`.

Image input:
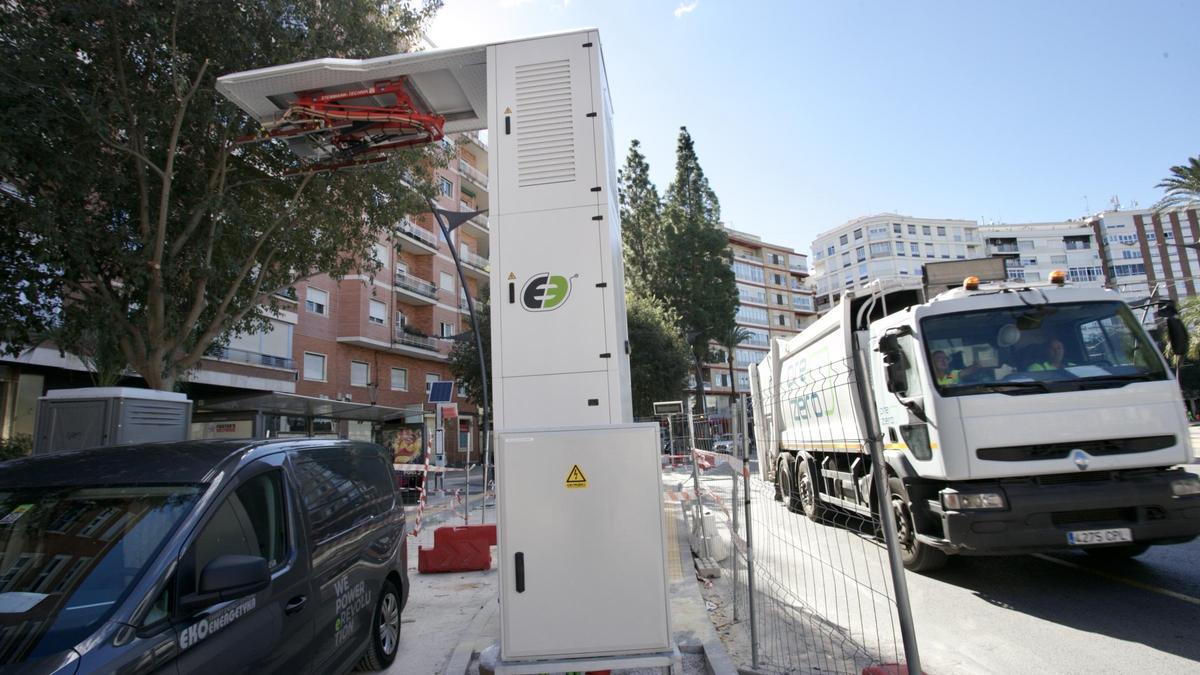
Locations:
940;488;1007;510
1171;477;1200;497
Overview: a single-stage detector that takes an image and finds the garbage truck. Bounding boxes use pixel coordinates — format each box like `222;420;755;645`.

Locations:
748;265;1200;571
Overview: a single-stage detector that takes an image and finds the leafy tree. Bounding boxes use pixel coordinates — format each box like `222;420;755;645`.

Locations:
0;0;442;389
618;140;664;296
626;293;692;417
658;127;738;412
718;325;753;410
449;285;491;409
1175;296;1200;362
1155;156;1200;212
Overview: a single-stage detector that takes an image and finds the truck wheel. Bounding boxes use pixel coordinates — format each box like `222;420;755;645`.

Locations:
1084;543;1151;560
796;459;827;522
779;459;802;514
357;578;401;671
888;477;947;573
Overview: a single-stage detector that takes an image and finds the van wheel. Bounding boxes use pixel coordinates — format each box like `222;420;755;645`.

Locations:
1084;543;1151;560
888;477;947;573
796;460;827;523
357;579;401;671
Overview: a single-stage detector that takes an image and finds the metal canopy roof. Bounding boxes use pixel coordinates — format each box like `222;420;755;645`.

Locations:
216;43;488;136
196;392;424;423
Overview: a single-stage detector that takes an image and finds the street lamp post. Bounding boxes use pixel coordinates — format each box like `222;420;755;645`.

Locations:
428;201;491;525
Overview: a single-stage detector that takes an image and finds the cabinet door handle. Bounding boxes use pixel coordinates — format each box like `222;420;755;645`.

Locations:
514;552;525;593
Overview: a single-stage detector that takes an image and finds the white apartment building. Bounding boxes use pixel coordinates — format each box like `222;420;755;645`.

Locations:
979;221;1104;287
810;214;982;312
1088;207;1200;304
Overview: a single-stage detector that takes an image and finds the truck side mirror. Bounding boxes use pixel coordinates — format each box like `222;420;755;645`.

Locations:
878;334;908;395
883;351;908;395
1156;302;1189;359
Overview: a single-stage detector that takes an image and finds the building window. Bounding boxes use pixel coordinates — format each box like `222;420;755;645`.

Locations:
1051;255;1068;265
910;242;919;256
350;361;369;387
841;251;851;268
395;311;407;329
853;228;863;240
922;225;931;236
439;177;453;197
936;226;946;237
1018;239;1035;251
390;368;408;391
440;322;454;338
826;245;835;256
736;305;769;325
839;234;849;246
459;419;472;453
869;241;891;257
777;314;788;327
732;261;764;283
305;287;328;315
373;243;389;266
772;273;783;285
908;224;916;235
858;262;868;279
440;271;454;291
368;299;386;325
774;293;784;304
893;223;902;234
303;352;326;381
425;373;440;395
855;246;866;262
925;243;935;257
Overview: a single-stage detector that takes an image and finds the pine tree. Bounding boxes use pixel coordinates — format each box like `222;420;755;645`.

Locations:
618;140;664;296
659;127;738;413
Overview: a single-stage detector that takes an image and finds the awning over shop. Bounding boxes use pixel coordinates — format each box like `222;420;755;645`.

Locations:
196;392;426;424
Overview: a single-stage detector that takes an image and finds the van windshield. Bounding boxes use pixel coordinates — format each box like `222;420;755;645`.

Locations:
920;301;1167;396
0;485;200;664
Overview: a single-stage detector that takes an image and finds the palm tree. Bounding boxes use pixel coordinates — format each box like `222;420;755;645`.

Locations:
719;325;754;414
1154;156;1200;212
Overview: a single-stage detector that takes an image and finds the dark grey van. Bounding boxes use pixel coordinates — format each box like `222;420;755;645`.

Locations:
0;439;408;674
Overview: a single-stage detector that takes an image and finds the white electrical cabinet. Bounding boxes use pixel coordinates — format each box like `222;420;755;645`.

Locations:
488;30;632;430
496;424;671;660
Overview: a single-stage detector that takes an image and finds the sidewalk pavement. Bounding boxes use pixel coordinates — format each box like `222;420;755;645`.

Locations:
392;482;736;674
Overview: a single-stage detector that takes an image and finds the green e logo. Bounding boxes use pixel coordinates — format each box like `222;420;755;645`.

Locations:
521;273;573;311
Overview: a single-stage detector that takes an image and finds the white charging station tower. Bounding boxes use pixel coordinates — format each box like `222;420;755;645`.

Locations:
218;29;677;673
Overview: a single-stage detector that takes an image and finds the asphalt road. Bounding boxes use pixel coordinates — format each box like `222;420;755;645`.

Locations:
695;431;1200;674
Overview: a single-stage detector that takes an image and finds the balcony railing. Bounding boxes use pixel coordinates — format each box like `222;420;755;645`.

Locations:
461;250;490;271
394;269;438;298
208;345;295;370
397;220;439;249
393;327;440;351
1065;242;1092;250
467;212;489;231
458;160;489;188
990;244;1019;253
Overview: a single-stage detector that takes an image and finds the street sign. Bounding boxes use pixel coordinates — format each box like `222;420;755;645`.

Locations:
440;403;458;420
428;380;455;403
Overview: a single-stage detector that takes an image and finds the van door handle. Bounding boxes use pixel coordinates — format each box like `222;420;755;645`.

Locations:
285;595;307;615
514;552;525;593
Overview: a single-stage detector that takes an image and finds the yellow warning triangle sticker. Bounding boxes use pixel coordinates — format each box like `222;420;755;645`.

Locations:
503;106;512;114
564;464;588;489
507;272;516;280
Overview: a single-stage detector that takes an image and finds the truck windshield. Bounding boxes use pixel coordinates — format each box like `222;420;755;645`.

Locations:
920;300;1167;396
0;485;200;665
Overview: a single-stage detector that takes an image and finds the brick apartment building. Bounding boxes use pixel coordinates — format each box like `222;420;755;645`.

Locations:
0;132;491;466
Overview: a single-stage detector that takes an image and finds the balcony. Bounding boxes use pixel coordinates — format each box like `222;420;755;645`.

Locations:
397;220;439;255
393;326;441;352
207;345;295;370
789;262;808;275
458;160;489;190
990;244;1019;254
460;249;490;280
462;210;489;239
394;269;438;305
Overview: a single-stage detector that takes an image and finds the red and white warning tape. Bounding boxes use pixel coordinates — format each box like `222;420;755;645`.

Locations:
409;451;433;538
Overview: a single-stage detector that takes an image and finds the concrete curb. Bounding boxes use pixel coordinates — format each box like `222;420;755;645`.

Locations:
667;501;740;675
442;594;498;675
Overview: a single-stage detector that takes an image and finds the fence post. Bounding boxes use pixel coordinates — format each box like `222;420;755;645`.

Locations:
851;335;921;675
731;406;741;623
687;408;709;559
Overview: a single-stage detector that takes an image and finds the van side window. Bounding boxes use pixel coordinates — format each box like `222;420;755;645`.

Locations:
355;456;396;515
295;456;377;541
191;471;287;592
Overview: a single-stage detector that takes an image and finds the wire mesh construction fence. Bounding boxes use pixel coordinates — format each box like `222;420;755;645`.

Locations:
689;355;919;674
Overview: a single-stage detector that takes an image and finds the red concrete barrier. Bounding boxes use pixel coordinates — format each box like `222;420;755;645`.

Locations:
418;524;497;573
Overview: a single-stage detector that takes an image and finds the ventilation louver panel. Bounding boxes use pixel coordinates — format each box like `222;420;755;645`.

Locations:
514;59;576;187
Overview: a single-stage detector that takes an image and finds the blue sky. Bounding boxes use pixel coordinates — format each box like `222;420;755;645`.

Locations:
428;0;1199;254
